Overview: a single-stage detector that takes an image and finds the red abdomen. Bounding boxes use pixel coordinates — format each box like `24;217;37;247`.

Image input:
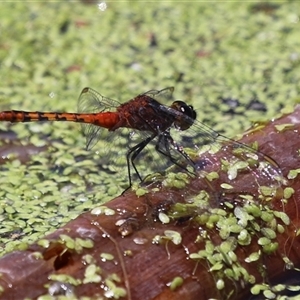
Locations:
0;110;120;130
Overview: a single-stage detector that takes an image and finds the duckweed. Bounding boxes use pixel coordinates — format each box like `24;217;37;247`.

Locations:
220;183;234;190
135;187;149;197
91;206;115;216
274;123;295;132
48;274;81;286
168;276;184;291
83;264;102;284
164;230;182;245
216;279;225;290
245;251;261;263
104;275;127;299
287;168;300;180
158;212;170;224
162;172;190;189
283;187;295;199
100;253;114;261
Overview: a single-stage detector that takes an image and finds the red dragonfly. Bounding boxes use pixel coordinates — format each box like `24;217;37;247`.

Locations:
0;87;282;190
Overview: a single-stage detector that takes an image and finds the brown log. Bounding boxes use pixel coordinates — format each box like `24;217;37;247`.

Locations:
1;106;300;299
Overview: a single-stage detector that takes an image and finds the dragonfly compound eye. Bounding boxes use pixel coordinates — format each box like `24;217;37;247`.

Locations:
171;100;197;131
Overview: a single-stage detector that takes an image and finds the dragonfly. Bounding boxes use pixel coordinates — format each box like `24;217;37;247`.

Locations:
0;87;282;191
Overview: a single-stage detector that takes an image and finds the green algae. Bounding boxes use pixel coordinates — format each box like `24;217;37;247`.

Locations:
0;2;299;298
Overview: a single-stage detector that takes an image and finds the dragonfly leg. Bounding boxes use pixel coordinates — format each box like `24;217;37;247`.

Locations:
126;134;156;187
155;132;196;174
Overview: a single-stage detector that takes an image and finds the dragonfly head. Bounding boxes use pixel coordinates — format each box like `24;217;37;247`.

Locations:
171;100;197;131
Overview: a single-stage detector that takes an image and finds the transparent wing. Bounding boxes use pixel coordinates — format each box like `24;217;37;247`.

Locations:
143;87;175;104
77;87;121;150
78;87;121;113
